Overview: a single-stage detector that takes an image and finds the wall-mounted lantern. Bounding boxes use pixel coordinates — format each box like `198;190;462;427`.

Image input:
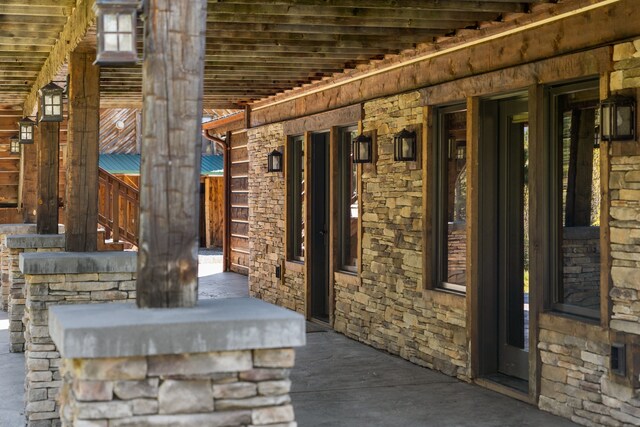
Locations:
601;95;636;142
9;135;20;154
18;117;35;144
94;0;140;65
267;149;283;172
352;133;372;164
394;128;417;162
39;82;64;122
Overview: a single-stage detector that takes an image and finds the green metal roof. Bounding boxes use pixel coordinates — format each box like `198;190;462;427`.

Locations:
99;154;223;176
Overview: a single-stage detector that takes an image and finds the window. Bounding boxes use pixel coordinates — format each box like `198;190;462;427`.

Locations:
549;80;601;319
338;127;359;272
287;135;305;261
435;105;467;292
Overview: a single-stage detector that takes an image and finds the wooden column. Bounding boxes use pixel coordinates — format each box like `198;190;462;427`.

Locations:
65;50;100;252
21;132;38;223
137;0;207;308
37;122;59;234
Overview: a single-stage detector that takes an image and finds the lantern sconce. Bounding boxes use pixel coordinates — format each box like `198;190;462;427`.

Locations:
353;132;373;164
94;0;141;65
9;135;20;155
18;117;36;144
394;128;418;162
600;95;636;142
267;148;283;173
39;82;65;123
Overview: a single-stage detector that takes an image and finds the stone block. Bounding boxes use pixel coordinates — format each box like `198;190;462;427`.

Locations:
49;282;115;292
76;401;133;420
212;382;257;399
131;398;159;416
158;380;213;414
74;357;147;381
216;394;290;410
251;404;295;425
253;349;295;368
114;379;159;400
73;380;114;401
108;412;252;427
148;351;252;377
239;369;291;382
258;380;291;396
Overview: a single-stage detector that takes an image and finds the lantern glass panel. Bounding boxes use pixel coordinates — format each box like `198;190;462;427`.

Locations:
602;104;611;138
10;139;19;154
402;139;414;159
358;140;370;161
617;106;633;137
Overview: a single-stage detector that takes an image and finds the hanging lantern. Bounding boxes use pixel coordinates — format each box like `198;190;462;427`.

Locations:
267;149;283;172
94;0;140;65
601;95;636;142
39;82;64;122
394;128;417;161
352;133;372;164
9;135;20;155
18;117;35;144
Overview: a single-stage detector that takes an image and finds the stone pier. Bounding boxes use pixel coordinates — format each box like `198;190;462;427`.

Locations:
5;234;65;353
49;298;305;427
20;251;137;427
0;224;36;311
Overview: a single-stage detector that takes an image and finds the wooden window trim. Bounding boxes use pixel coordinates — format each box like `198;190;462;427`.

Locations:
337;125;359;273
285;134;305;262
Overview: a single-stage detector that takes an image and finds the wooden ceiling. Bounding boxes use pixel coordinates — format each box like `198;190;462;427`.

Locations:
1;0;551;111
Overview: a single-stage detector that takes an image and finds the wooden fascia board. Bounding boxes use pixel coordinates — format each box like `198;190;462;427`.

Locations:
23;0;96;116
249;0;640;127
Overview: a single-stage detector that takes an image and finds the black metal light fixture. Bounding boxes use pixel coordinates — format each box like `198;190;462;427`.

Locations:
601;95;636;142
267;149;283;172
394;128;417;161
352;133;372;164
18;117;35;144
39;82;64;122
9;135;20;155
94;0;140;65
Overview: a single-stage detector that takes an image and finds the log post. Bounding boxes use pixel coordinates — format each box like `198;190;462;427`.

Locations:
137;0;207;308
37;122;60;234
21;131;38;223
65;50;100;252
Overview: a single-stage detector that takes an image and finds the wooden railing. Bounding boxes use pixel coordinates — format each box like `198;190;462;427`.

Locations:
98;168;139;246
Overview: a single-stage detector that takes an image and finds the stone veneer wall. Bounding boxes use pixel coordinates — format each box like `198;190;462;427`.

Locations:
247;123;306;314
6;235;65;353
22;254;137;427
538;40;640;426
0;224;36;310
58;348;296;427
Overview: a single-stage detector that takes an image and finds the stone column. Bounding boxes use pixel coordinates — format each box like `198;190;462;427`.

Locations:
20;251;137;426
49;298;305;426
5;234;65;352
0;224;37;311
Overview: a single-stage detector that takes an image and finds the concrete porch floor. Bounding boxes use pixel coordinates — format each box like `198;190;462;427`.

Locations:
0;260;576;426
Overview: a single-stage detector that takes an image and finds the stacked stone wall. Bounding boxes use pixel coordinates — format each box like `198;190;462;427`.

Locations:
0;224;36;310
58;348;296;427
247;123;306;314
8;246;63;353
24;271;136;427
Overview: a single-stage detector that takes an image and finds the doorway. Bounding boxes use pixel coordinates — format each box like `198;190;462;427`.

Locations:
479;96;530;389
309;132;330;322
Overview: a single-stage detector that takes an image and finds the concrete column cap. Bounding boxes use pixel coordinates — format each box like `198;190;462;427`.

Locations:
6;233;65;249
20;251;137;274
49;298;306;358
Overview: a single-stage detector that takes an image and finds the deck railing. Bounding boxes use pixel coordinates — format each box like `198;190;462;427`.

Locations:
98;168;139;246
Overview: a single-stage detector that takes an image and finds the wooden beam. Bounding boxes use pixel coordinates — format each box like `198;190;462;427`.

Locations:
23;0;95;116
65;50;100;252
37;121;59;234
137;0;207;308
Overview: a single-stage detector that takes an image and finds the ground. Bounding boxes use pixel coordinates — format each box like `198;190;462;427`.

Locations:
0;251;577;426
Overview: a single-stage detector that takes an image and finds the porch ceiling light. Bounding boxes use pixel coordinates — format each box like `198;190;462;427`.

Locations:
39;82;64;123
9;135;20;154
18;117;35;144
394;128;417;162
352;133;372;164
267;149;283;172
601;95;636;142
94;0;140;65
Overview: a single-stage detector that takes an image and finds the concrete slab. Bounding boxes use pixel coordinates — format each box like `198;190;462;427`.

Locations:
0;310;25;427
5;233;65;249
49;298;306;359
291;329;578;427
20;251;136;275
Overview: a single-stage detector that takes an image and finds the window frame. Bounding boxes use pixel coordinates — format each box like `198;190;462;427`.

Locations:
547;78;602;320
287;134;305;262
337;125;359;273
434;103;468;293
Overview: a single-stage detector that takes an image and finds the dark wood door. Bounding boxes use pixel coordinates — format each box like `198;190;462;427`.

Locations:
310;132;330;322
